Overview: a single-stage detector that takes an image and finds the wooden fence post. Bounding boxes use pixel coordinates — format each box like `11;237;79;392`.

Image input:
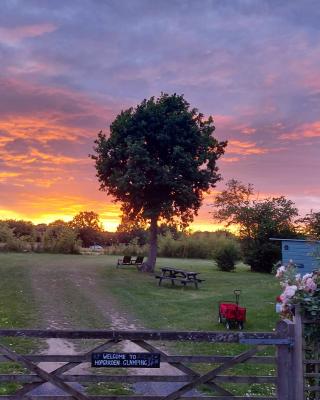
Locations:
276;314;304;400
276;319;293;400
292;306;304;400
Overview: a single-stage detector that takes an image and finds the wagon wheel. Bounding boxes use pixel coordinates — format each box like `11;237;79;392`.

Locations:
218;314;222;323
226;321;231;330
238;321;244;330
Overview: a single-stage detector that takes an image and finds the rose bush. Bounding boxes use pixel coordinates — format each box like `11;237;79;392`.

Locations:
276;261;320;319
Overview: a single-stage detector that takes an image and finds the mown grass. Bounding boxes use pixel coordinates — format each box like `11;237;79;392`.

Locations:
0;253;41;394
103;258;279;332
0;253;281;396
101;257;280;396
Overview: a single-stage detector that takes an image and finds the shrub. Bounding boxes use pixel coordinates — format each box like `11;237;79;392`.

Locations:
243;240;281;273
103;238;148;257
157;231;242;261
44;226;81;254
0;222;30;251
213;240;242;272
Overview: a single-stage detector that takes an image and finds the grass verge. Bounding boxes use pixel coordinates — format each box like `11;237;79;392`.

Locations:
101;257;280;396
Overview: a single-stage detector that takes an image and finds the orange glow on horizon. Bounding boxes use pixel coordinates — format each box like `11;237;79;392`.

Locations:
0;207;230;233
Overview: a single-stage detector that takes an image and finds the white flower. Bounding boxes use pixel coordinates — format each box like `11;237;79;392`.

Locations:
283;285;297;299
302;273;313;282
276;266;286;278
305;277;317;293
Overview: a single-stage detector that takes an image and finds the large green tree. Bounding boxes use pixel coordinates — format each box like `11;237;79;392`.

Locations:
212;179;299;273
70;211;103;247
92;93;227;271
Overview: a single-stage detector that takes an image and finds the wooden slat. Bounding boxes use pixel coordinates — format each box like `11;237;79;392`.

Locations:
12;382;43;398
53;339;117;376
18;340;118;398
0;396;277;400
0;329;285;342
0;343;89;400
132;339;232;396
0;354;275;364
163;346;261;400
132;339;233;396
164;355;275;364
0;373;276;384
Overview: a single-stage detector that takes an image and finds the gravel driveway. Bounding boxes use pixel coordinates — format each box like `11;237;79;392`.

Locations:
27;258;203;397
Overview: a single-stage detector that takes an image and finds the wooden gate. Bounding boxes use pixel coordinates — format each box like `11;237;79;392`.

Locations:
0;319;302;400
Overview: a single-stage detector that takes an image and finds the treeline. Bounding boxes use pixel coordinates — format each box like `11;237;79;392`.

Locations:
0;203;319;273
0;213;239;257
0;211;112;254
0;214;242;271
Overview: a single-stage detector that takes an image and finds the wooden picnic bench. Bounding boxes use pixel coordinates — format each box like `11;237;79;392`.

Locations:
155;266;204;289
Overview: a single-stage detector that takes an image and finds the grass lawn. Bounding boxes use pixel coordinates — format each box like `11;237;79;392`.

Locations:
101;257;280;397
102;257;280;332
0;253;281;396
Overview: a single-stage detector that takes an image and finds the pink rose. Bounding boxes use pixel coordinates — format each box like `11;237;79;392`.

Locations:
305;277;317;293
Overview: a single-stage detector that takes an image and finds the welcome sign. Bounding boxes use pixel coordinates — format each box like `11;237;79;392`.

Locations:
91;352;161;368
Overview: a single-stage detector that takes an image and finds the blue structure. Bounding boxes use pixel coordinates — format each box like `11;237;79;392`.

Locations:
270;238;320;273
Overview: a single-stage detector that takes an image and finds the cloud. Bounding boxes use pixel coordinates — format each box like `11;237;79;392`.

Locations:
0;190;121;230
279;133;301;141
0;0;319;229
303;122;320;138
0;78;111;122
0;23;57;45
0;172;21;182
240;127;256;135
280;121;320;141
0;117;83;143
227;140;269;155
220;157;240;163
29;148;88;166
0;78;115;147
0;148;79;168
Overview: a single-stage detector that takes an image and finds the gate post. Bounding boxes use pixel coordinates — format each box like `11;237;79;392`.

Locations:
292;306;304;400
276;315;304;400
276;319;293;400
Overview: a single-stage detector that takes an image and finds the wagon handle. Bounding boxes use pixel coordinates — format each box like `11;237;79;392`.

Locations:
234;289;241;305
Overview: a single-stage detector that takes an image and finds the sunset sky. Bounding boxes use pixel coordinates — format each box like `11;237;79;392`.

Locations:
0;0;319;232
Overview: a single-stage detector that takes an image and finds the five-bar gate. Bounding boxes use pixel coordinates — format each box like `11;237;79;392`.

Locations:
0;318;303;399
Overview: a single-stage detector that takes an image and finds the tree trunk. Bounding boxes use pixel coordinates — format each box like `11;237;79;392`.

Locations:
140;215;158;273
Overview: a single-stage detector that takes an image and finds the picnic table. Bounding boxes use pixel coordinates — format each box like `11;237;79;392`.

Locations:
155;266;204;289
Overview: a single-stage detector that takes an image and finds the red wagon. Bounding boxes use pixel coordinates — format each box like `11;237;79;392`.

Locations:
218;290;246;330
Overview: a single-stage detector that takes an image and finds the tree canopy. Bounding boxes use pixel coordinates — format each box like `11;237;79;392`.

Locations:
71;211;103;247
70;211;102;231
212;179;299;272
299;211;320;239
92;93;227;271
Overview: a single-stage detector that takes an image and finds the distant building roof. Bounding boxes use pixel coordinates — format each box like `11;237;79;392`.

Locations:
270;238;320;243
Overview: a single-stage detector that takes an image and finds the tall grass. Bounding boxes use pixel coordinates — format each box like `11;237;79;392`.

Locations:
158;231;241;259
103;232;242;263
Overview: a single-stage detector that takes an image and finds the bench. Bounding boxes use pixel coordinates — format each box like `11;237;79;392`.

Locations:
116;256;144;268
155;267;204;289
117;255;132;267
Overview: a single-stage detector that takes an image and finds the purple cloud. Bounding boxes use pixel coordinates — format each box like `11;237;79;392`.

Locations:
1;0;320;227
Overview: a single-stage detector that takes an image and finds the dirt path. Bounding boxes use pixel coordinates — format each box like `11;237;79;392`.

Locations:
28;260;201;397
